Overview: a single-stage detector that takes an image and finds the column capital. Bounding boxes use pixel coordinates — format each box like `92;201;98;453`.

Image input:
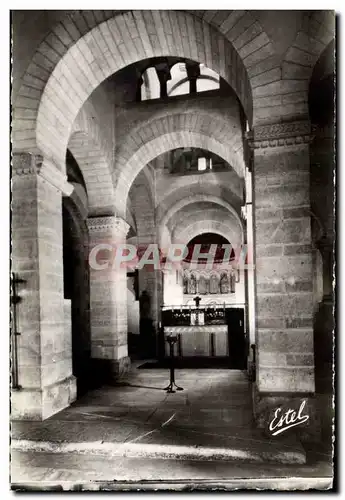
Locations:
246;120;312;150
87;215;130;237
12;152;73;196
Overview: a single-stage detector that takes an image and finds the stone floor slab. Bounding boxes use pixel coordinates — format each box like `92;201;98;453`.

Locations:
11;365;333;485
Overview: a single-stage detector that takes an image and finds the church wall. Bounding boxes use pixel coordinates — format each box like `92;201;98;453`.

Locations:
114;91;242;141
254;143;314;392
11;153;77;419
250;122;324;440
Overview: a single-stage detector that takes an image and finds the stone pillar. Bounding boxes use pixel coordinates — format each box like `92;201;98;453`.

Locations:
138;269;161;330
87;216;130;381
186;62;200;94
156;63;171;98
11;152;76;420
162;267;184;306
313;237;334;386
242;166;256;350
249;121;319;438
317;237;333;301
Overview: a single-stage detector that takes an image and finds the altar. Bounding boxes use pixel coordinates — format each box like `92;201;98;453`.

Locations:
161;294;247;366
164;324;228;357
162;296;231;358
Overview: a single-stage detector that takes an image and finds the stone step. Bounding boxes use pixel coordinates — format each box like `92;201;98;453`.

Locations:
11;449;332;490
11;434;306;464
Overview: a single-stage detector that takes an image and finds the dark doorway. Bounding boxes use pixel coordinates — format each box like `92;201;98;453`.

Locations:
226;308;247;369
63;201;92;397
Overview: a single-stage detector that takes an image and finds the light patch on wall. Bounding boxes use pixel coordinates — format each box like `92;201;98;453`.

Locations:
198;157;207;171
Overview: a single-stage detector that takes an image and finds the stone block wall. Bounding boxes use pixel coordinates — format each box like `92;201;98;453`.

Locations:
11;153;76;420
87;216;131;381
250;121;320;438
254;143;314;393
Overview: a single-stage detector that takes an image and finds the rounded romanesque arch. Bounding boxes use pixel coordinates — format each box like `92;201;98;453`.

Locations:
284;11;335;86
13;10;336;169
68;130;114;215
13;10;253;167
174;218;243;248
115;133;244;217
157;171;243;206
156;182;243;222
250;11;335;126
158;194;243;237
159;199;243;250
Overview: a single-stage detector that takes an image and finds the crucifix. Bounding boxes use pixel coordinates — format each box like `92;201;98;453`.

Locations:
193;295;201;325
193;295;201;308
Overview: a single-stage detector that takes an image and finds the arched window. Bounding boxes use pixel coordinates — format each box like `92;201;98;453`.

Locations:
142;62;220;101
197;156;212;172
198;157;207;171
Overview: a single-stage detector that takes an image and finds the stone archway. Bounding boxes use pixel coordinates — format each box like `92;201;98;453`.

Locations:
115;130;245;217
158;194;243;242
308;40;334;418
176;220;242;249
68;130;114;215
13;10;335;168
13;10;253;168
68;103;115;215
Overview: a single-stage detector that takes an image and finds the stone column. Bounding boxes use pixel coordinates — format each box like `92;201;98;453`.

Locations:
87;216;130;381
317;237;333;302
249;121;318;437
162;267;184;306
186;62;200;94
242;166;256;350
156;63;171;98
313;237;334;384
11;152;76;420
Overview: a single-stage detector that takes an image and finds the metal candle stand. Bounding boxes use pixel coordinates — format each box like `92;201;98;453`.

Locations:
164;335;184;393
11;272;25;390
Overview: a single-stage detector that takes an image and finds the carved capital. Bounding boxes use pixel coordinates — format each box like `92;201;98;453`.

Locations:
247;120;313;149
87;215;130;237
12;152;73;196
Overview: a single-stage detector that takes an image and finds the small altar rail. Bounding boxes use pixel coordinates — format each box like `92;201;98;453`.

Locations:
161;303;245;327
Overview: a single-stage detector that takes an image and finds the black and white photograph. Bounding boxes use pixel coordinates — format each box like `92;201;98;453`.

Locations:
9;7;336;491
